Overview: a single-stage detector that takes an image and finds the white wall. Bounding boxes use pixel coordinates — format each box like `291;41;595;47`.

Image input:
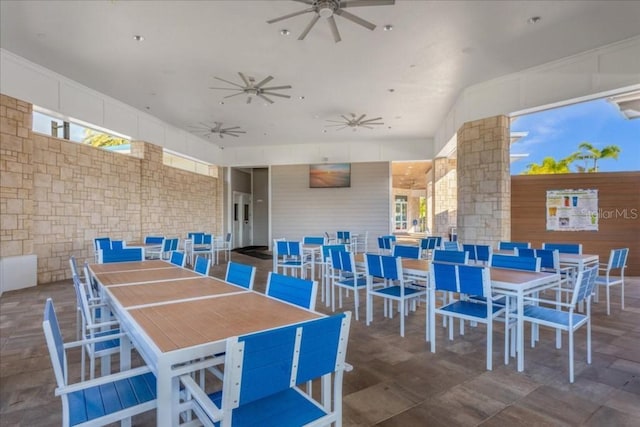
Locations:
433;36;640;157
271;162;390;252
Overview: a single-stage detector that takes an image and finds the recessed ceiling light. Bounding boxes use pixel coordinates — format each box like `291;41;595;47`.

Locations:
383;25;393;31
322;129;327;133
388;88;395;93
280;29;291;36
133;35;145;41
527;16;542;24
219;101;224;105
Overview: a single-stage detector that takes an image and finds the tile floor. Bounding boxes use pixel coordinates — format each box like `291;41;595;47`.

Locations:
1;252;638;426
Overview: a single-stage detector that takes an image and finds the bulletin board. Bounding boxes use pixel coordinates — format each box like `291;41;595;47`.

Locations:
546;189;598;231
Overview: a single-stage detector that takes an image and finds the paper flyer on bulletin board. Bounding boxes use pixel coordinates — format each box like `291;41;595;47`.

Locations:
546;189;598;231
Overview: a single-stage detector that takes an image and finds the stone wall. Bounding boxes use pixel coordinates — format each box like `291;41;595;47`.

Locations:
431;157;457;239
456;115;510;245
0;94;222;284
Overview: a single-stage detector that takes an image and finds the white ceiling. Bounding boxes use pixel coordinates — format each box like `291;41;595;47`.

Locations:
2;0;640;151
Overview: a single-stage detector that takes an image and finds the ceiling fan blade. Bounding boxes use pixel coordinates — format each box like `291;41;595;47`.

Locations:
341;115;352;122
238;72;251;87
228;131;246;135
361;117;383;123
258;94;274;104
261;92;291;98
225;133;241;137
325;124;348;127
298;14;320;40
362;122;384;125
293;0;314;4
254;76;274;89
221;126;240;131
260;85;292;91
328;15;342;43
335;9;376;31
340;0;396;7
361;125;374;129
214;123;222;132
209;87;242;91
266;7;315;24
224;92;245;99
326;120;347;123
356;114;366;123
213;77;244;88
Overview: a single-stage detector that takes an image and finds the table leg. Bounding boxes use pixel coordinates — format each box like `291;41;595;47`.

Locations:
517;291;524;372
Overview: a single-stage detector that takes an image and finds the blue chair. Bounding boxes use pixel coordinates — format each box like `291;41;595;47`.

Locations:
146;238;172;260
595;248;629;315
93;237;110;262
42;298;156;426
194;255;210;276
178;312;351;427
432;249;469;264
303;236;326;245
443;241;460;251
192;233;213;262
72;275;121;380
336;230;352;246
225;261;256;290
462;244;492;265
273;240;310;278
320;244;348;306
144;235;164;245
377;236;394;254
99;247;144;263
266;272;318;310
542;242;582;254
364;253;426;337
329;249;366;320
169;250;186;267
491;254;540;272
429;263;505;370
392;244;421;259
522;265;598;382
498;241;531;251
420;236;441;259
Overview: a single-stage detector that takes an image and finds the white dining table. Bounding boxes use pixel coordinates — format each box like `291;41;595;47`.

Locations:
89;261;322;426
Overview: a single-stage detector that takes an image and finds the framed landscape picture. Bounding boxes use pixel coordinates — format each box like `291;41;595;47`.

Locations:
309;163;351;188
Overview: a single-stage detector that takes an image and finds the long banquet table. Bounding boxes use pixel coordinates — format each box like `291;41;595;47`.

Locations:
89;260;321;426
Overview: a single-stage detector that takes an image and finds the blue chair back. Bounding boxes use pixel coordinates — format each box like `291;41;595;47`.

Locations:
230;313;348;407
169;250;186;267
476;245;492;263
498;241;531;251
420;237;440;251
364;254;402;281
573;265;599;304
226;261;256;289
392;245;421;259
431;263;490;297
443;241;460;251
542;242;582;254
321;244;347;262
491;254;540;271
462;244;477;261
608;248;629;269
43;299;66;387
329;249;356;273
336;231;351;243
94;237;110;251
169;238;180;251
517;248;558;271
194;256;210;276
144;236;164;245
377;236;394;251
189;232;205;245
276;240;302;257
432;249;468;264
303;236;325;245
266;272;317;310
100;248;144;263
110;240;124;250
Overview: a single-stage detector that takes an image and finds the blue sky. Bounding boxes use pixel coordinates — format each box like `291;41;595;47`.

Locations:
510;98;640;175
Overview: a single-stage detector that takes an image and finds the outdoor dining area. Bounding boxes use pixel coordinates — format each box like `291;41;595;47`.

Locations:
5;229;630;426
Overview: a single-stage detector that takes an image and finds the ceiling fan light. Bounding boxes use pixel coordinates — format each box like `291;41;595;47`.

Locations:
319;7;334;18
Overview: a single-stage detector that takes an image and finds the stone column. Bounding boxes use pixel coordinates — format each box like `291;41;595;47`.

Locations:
456;115;510;246
431;157;457;240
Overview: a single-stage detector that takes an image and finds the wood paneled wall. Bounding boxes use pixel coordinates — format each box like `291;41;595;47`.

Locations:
511;172;639;276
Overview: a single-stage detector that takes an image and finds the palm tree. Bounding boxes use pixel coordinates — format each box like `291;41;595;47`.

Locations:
522;156;572;175
570;142;620;172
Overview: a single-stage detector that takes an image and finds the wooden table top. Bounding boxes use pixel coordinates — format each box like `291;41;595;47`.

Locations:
95;267;200;287
490;268;558;288
128;292;321;352
89;260;173;275
106;276;247;308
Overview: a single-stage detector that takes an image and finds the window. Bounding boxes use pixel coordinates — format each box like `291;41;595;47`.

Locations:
32;108;131;153
394;195;408;230
163;149;218;178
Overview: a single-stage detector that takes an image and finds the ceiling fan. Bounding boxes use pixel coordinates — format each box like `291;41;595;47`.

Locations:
209;72;292;104
326;113;384;131
267;0;395;43
189;122;246;139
